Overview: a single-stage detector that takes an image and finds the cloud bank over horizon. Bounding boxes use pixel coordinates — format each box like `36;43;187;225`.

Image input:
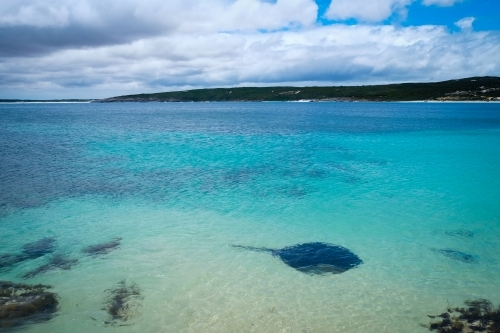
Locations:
0;0;499;99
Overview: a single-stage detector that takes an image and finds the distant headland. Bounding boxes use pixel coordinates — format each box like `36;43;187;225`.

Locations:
2;77;499;103
98;76;500;103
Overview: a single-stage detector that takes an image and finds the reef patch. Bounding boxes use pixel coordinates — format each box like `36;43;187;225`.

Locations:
102;280;143;326
445;229;474;239
233;242;363;275
83;238;122;257
0;254;24;270
0;238;57;270
21;238;57;260
434;249;477;263
0;281;58;329
22;254;78;279
425;299;500;333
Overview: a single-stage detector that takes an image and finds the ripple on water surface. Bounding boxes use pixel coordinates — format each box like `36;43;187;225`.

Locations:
1;102;500;332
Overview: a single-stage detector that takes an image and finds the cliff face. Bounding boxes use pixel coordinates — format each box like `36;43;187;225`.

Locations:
97;76;500;102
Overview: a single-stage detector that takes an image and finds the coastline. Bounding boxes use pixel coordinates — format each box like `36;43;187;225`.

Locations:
2;76;499;104
2;100;500;104
96;99;500;103
93;76;500;103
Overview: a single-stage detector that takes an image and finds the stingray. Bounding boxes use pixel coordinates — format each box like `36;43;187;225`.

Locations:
233;242;363;275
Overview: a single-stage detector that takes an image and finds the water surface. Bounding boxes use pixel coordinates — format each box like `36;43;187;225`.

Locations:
1;102;500;332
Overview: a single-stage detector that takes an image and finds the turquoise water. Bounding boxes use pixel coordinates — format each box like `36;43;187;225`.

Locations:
1;102;500;332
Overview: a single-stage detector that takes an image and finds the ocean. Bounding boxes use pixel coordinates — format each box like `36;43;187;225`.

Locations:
1;102;500;332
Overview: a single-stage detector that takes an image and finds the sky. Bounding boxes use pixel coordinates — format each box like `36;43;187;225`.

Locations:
0;0;499;99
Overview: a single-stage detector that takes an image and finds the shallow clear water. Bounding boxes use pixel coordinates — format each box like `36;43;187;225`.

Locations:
1;102;500;332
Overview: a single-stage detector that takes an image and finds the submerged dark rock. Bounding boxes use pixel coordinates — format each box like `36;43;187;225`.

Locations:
0;254;24;270
22;254;78;279
102;280;143;326
21;238;56;259
233;242;363;275
0;281;58;329
426;299;500;333
434;249;477;263
445;229;474;239
82;237;122;257
0;238;57;270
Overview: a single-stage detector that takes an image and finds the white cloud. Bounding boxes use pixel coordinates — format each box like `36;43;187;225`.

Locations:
0;0;318;31
0;0;498;99
422;0;463;7
0;3;70;27
1;23;499;99
324;0;414;22
0;0;318;57
455;17;475;30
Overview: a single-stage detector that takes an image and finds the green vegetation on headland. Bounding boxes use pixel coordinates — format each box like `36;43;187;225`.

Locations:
1;77;499;103
99;76;500;103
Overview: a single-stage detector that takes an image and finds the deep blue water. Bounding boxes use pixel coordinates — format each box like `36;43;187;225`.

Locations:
2;102;500;214
1;102;500;333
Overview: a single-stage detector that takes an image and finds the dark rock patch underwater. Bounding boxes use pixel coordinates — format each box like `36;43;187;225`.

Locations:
444;229;474;239
102;280;143;326
21;238;57;259
0;281;58;329
0;254;23;270
233;242;363;275
22;254;78;279
433;248;477;263
82;237;122;257
0;238;56;270
425;299;500;333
